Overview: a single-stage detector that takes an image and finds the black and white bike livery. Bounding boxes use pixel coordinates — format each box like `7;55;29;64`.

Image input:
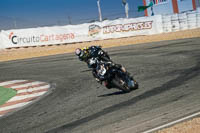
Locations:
92;61;139;93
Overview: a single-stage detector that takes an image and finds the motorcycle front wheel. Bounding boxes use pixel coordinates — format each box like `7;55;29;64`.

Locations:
111;77;131;93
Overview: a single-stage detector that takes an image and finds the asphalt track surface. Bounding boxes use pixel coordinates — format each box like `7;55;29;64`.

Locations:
0;38;200;133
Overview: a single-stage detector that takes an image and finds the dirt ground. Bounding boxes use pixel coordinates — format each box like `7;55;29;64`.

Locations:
0;28;200;133
157;117;200;133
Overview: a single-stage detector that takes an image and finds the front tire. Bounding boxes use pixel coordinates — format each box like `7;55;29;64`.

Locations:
111;78;131;93
130;80;139;90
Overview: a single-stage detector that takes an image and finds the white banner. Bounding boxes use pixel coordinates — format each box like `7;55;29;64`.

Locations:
0;15;163;49
95;15;163;39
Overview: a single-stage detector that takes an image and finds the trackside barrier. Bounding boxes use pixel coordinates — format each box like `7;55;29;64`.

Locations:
0;15;163;49
178;13;188;31
197;8;200;27
163;7;200;32
187;11;197;29
162;15;172;33
171;14;180;32
0;8;200;49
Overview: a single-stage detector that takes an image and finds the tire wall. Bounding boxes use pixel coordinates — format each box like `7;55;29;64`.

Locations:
163;7;200;33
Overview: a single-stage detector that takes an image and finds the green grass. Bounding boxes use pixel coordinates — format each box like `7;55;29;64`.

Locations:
0;86;17;106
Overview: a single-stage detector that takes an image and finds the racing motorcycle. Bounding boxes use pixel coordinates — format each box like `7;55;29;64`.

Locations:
92;60;139;93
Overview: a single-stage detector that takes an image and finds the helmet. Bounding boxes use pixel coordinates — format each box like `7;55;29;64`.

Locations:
75;48;82;56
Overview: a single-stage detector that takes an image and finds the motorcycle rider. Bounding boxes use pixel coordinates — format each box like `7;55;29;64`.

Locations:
75;47;90;62
89;58;128;89
75;46;129;88
92;61;116;89
75;45;110;68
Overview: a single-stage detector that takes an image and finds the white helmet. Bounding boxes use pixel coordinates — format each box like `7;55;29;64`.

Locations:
75;48;82;56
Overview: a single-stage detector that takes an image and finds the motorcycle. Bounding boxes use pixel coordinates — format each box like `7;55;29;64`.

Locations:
88;46;111;62
93;61;139;93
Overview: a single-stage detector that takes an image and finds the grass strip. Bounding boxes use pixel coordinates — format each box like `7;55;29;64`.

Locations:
0;86;17;106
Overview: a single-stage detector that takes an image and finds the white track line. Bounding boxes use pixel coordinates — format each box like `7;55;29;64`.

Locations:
0;80;27;86
11;81;44;89
7;91;47;102
143;111;200;133
17;84;50;94
0;102;31;112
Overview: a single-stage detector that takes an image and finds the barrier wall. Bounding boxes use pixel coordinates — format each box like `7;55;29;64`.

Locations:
163;8;200;33
0;8;200;49
0;15;163;49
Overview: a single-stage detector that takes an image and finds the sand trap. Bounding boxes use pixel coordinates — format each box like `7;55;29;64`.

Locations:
157;117;200;133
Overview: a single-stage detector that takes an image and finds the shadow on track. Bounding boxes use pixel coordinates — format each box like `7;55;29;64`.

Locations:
98;87;139;97
98;90;126;97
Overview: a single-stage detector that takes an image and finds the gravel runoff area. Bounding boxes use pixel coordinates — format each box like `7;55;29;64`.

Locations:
156;117;200;133
0;28;200;133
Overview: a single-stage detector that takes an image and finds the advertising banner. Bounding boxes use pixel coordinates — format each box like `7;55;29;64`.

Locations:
0;15;163;49
90;15;163;39
0;26;77;49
